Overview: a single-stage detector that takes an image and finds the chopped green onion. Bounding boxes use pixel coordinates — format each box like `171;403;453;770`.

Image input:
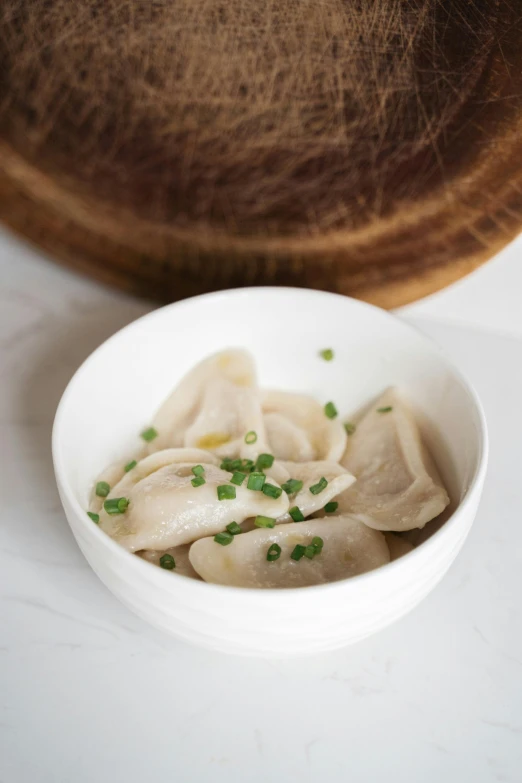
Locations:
324;501;338;513
245;431;257;444
217;485;236;500
220;458;242;472
226;521;242;535
262;483;283;499
256;453;274;471
95;481;110;498
103;497;130;514
324;401;338;419
214;531;234;546
310;476;328;495
87;511;99;523
159;554;176;570
247;472;266;491
191;476;206;487
377;406;393;413
319;348;334;361
281;478;303;495
290;544;306;561
192;465;204;477
266;543;282;562
254;515;276;528
289;506;305;522
242;459;255;472
124;460;137;473
230;471;246;486
140;426;158;442
304;545;316;559
344;422;356;435
312;536;324;553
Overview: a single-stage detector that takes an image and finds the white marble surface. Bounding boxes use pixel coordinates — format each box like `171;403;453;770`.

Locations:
1;227;522;783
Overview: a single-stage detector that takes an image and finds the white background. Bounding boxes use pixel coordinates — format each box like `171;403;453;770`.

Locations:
1;226;521;782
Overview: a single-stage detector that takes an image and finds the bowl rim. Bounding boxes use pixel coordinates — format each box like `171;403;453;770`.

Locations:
52;286;489;598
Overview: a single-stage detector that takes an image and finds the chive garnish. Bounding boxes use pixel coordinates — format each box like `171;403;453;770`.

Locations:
324;501;338;513
344;422;356;435
217;485;236;500
192;465;204;477
159;554;176;570
290;544;306;561
220;458;240;472
230;471;246;486
87;511;99;523
312;536;324;553
262;483;283;499
242;459;255;472
309;477;328;495
95;481;110;498
266;543;282;562
191;476;206;487
247;472;266;491
226;522;242;535
289;506;305;522
281;478;303;495
124;460;137;473
214;531;234;546
377;406;393;413
254;515;276;528
103;497;129;514
304;545;316;559
256;453;274;471
319;348;334;361
324;401;338;419
140;426;158;442
245;431;257;444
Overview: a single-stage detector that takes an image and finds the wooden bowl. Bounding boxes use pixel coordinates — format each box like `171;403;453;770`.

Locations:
0;0;521;307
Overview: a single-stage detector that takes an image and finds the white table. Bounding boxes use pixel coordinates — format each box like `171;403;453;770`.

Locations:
1;227;521;783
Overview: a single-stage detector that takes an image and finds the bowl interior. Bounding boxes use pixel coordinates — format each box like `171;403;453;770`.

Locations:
54;288;484;538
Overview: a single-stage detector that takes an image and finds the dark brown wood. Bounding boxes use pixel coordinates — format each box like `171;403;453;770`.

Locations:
0;1;521;307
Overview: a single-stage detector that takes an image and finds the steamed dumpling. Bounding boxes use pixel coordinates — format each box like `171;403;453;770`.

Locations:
98;463;289;552
89;448;219;513
138;545;201;579
262;390;346;462
384;533;414;561
276;461;356;522
89;459;135;514
337;389;449;531
149;350;268;458
189;516;390;588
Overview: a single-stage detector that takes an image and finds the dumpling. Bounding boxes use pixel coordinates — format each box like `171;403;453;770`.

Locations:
276;461;356;522
384;533;414;561
337;389;449;531
98;463;289;552
138;545;201;579
89;459;133;514
262;391;346;462
189;516;390;588
149;350;268;459
89;448;218;513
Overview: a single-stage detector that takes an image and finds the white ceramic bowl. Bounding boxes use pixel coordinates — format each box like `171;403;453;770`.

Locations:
52;288;487;656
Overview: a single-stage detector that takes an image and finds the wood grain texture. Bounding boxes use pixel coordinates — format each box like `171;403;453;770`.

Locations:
0;0;521;307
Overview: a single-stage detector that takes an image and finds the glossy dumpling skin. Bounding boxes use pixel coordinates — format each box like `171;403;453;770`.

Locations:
276;461;356;522
262;391;346;462
337;389;450;531
149;350;268;459
137;545;201;579
99;463;289;552
189;516;390;588
89;448;218;513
